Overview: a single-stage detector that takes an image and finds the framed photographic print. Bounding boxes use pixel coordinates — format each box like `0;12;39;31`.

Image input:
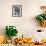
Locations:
12;5;22;17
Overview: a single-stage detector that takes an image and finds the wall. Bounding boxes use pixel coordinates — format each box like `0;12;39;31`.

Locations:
0;0;46;38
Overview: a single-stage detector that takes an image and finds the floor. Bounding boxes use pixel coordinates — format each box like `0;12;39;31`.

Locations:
14;43;46;46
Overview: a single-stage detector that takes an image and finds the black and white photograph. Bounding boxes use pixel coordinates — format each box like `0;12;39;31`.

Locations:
12;5;22;17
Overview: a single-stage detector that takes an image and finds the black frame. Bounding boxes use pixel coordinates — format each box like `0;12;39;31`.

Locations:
12;5;22;17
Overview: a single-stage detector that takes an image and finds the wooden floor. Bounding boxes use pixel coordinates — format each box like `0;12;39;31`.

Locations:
14;43;46;46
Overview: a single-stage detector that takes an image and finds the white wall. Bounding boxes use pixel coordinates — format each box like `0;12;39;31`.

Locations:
0;0;46;38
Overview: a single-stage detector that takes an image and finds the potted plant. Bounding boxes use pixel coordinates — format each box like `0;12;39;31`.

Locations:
5;26;18;43
36;6;46;27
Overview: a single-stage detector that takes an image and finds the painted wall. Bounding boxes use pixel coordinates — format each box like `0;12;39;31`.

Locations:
0;0;46;40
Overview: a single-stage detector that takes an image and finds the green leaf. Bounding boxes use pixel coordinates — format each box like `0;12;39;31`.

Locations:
44;15;46;20
5;26;18;39
36;15;44;21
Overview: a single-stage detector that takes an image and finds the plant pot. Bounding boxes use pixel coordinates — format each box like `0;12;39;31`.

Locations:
41;20;46;27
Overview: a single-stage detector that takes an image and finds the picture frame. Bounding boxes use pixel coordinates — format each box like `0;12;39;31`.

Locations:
12;5;22;17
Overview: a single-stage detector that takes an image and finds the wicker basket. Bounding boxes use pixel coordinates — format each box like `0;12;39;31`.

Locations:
40;20;46;27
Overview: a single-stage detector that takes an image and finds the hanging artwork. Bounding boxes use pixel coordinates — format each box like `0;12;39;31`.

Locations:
12;5;22;17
